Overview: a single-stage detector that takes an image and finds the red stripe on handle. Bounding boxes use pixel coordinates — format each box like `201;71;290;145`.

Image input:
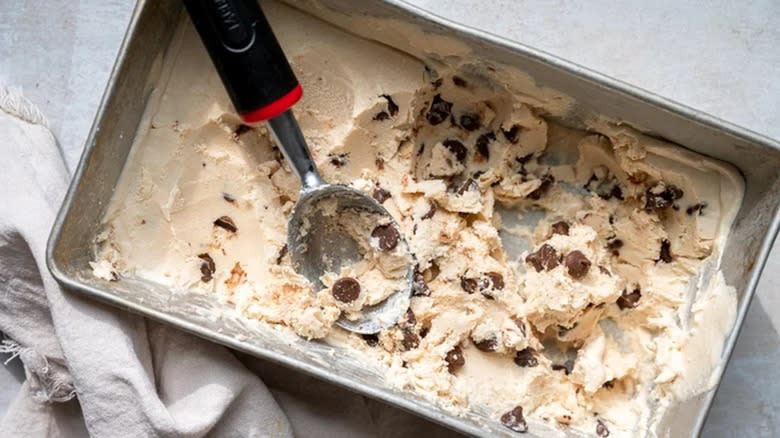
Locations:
240;84;303;123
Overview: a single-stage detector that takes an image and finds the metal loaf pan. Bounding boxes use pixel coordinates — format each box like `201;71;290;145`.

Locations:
47;0;780;436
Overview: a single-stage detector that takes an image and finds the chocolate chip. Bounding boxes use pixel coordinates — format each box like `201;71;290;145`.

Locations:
222;193;236;203
372;186;392;203
500;406;528;433
275;244;288;264
419;325;430;338
658;239;673;263
398;310;416;329
526;244;560;272
599;184;624;201
460;277;481;294
551;221;570;235
486;272;504;290
607;238;623;256
686;202;708;216
442;139;468;163
445;346;465;373
525;252;543;272
375;157;385;170
644;183;684;211
552;359;575;375
527;174;554;200
328;153;349;167
371;224;400;251
472;336;498;352
234;124;252;136
401;328;420;350
514;348;538;367
197;253;215;282
362;333;379;347
373;111;390;121
474;132;495;160
457;178;479;195
426;94;453;125
380;94;399;116
565;250;591;279
412;271;431;296
459;113;481;131
502;125;522;144
617;288;642;310
452;76;467;87
213;216;237;233
421;201;437;220
597;420;610;437
480;272;503;299
332;277;361;303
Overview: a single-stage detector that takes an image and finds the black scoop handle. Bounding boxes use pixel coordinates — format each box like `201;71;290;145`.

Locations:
184;0;302;122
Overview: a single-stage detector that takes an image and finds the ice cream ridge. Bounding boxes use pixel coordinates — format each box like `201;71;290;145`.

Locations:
92;1;743;436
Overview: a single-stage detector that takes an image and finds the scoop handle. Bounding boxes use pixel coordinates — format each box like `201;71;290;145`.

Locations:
184;0;302;122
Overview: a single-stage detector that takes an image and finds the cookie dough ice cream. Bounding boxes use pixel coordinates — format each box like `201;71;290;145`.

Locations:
92;1;744;436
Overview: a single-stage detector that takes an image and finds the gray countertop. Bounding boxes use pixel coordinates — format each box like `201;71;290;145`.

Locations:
1;0;778;436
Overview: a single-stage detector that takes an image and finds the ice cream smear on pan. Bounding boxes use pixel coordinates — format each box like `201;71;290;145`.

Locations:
91;1;743;436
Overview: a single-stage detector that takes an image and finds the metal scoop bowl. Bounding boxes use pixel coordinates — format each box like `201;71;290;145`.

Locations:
269;111;413;334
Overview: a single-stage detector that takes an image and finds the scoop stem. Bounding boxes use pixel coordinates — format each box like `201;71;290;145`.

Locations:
268;110;324;191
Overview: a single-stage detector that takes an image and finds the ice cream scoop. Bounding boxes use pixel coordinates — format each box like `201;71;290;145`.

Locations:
184;0;413;333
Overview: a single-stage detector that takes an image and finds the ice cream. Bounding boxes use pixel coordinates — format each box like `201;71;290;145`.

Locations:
302;198;412;321
91;1;744;436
